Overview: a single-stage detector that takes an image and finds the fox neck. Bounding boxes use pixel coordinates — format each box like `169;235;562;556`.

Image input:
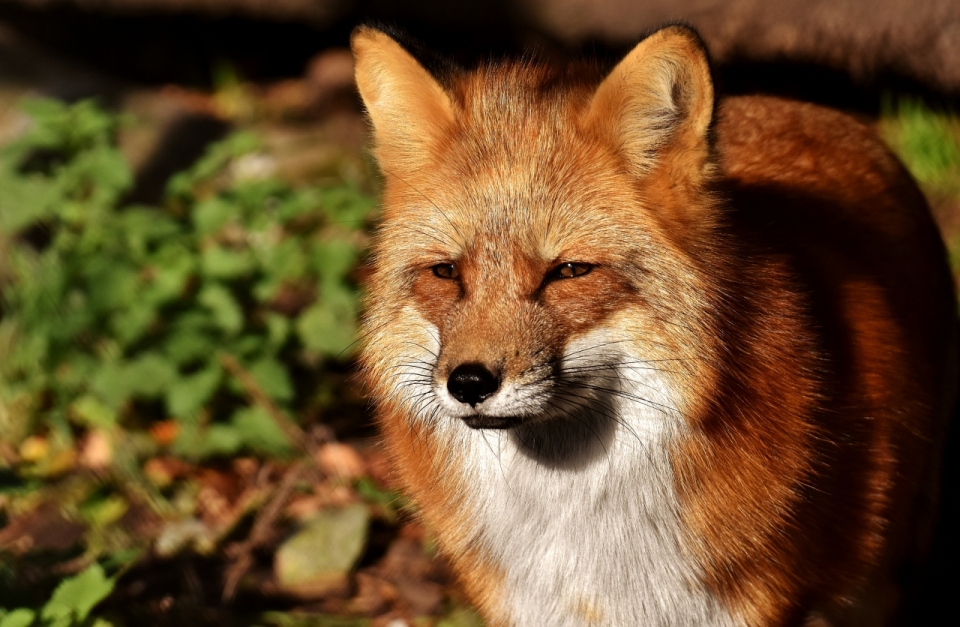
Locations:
432;344;743;627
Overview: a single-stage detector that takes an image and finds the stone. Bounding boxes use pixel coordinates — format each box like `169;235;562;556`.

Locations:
274;502;369;597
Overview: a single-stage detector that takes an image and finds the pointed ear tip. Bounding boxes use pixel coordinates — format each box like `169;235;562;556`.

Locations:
653;24;710;60
350;26;388;54
658;23;703;40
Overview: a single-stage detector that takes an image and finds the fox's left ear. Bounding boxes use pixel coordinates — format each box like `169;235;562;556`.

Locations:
585;25;714;179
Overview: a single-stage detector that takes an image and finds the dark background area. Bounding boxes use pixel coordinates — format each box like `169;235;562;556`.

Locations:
2;0;960;113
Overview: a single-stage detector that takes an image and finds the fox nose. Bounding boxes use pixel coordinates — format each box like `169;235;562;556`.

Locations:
447;363;500;407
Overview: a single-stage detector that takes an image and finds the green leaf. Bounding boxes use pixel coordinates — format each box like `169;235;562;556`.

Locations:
163;313;218;365
232;406;292;456
40;563;115;625
436;608;485;627
19;98;115;149
83;260;139;313
51;352;98;396
229;179;286;217
248;358;294;402
201;245;254;279
101;547;143;571
312;239;359;284
354;476;404;524
79;493;128;528
171;417;204;459
118;208;181;246
265;313;290;350
227;335;263;359
320;185;375;225
275;188;320;222
0;171;60;232
200;423;242;457
110;300;158;347
192;197;238;236
143;243;196;304
259;238;308;284
198;283;244;335
261;612;370;627
126;353;178;398
887;98;960;186
0;609;36;627
69;395;117;428
89;362;132;409
89;353;177;407
165;366;222;418
296;285;357;358
166;131;260;198
61;144;133;206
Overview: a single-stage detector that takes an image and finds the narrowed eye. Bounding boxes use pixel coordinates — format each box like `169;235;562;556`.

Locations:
432;263;460;279
548;262;593;281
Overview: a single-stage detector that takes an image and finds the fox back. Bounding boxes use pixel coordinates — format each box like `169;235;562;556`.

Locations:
352;25;958;627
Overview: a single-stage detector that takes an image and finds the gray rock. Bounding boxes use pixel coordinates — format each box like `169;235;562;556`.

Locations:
274;503;369;597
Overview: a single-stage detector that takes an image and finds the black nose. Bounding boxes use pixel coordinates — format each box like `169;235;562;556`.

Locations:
447;363;500;406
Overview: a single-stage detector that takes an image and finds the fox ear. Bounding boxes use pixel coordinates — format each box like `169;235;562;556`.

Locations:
585;25;714;177
351;27;455;173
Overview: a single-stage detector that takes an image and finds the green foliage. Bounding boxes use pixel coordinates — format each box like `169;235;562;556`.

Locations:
435;609;485;627
882;98;960;276
354;476;406;524
0;98;374;459
0;563;115;627
883;97;960;192
260;613;370;627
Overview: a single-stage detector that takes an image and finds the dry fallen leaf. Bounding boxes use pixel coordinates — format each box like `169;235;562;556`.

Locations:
149;420;180;447
316;442;367;480
0;501;86;555
143;457;191;487
18;435;48;462
78;429;113;470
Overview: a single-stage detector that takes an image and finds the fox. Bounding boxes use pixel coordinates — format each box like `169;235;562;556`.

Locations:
351;23;958;627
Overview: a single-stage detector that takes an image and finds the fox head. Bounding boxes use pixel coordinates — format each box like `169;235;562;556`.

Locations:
354;25;727;438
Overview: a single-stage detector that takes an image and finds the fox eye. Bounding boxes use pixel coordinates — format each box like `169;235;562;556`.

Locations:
548;262;593;281
432;263;460;279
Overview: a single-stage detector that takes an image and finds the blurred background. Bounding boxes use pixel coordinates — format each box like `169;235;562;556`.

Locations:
0;1;958;626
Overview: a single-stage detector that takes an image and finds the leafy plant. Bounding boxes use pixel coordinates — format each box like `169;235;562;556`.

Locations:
881;97;960;275
0;96;480;627
0;563;115;627
882;97;960;194
0;98;374;463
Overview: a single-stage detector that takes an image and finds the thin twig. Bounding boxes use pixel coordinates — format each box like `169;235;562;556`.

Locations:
219;353;338;601
221;459;311;602
219;352;316;457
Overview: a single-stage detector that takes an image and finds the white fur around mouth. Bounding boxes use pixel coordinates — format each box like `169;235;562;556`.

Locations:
435;379;553;423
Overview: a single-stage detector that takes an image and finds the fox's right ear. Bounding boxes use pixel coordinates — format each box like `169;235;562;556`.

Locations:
351;27;455;173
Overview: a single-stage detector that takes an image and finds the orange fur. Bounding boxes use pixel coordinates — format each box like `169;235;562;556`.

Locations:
353;25;957;627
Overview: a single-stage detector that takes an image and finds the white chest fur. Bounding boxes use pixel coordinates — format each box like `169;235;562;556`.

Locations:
436;353;742;627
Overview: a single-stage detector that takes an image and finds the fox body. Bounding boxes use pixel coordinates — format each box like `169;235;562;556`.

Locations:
352;25;957;627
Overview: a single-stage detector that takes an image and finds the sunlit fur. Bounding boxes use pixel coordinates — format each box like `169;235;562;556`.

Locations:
353;25;958;627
